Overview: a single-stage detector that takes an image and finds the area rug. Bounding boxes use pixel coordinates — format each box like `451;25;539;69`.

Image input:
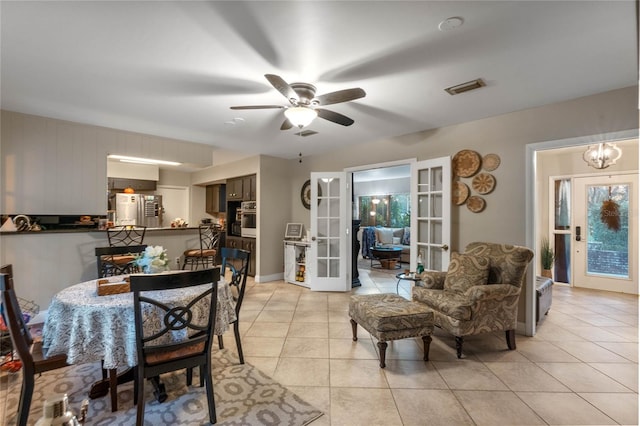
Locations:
0;349;323;425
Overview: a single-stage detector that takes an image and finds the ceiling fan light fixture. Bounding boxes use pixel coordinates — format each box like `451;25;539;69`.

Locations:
284;107;317;128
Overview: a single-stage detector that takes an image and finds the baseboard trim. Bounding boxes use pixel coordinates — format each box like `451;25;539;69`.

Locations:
254;272;283;283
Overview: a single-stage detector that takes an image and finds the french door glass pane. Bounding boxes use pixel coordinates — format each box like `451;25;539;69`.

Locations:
586;184;629;279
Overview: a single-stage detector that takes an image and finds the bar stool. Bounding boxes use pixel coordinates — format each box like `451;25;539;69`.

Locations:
181;225;220;270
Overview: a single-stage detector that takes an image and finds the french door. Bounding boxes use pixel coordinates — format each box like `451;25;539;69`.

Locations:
411;157;451;272
308;172;349;292
573;173;637;294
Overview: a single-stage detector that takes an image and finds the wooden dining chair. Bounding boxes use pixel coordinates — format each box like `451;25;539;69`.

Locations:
130;268;221;426
216;247;250;364
0;270;68;426
181;225;221;270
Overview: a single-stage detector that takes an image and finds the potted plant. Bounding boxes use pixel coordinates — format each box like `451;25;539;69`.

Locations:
540;237;555;279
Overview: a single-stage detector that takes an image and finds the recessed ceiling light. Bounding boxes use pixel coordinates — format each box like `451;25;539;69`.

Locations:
224;120;236;126
438;16;463;31
233;117;245;123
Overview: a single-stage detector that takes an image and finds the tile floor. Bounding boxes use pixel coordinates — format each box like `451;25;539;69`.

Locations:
220;265;638;425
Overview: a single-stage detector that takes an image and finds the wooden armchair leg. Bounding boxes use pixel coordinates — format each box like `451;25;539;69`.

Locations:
506;329;516;350
455;336;464;359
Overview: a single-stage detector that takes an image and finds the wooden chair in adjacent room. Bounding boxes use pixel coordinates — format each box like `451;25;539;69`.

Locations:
0;267;68;426
181;224;220;270
130;267;221;425
216;247;250;364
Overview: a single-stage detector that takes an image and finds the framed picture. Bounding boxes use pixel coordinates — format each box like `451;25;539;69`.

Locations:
285;223;304;240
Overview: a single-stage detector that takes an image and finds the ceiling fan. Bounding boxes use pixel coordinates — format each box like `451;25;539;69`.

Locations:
231;74;366;130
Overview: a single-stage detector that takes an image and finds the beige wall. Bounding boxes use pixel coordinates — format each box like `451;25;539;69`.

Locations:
288;86;638;252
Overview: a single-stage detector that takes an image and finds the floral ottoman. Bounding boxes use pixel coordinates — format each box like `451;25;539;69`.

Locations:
349;294;434;368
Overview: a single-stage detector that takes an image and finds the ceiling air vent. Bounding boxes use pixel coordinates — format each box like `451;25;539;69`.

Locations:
444;78;486;95
298;130;318;137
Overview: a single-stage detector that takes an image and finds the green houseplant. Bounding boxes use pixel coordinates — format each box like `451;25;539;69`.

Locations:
540;237;555;279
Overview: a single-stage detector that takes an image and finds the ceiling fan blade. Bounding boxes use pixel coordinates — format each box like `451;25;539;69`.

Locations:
316;108;355;126
265;74;298;103
280;119;293;130
313;88;366;106
230;105;284;110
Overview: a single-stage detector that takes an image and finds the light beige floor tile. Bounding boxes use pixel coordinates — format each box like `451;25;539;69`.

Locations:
328;321;370;339
594;341;638;362
263;299;299;311
330;387;402;426
392;389;474;425
563;325;633;342
296;300;328;311
292;309;328;323
329;337;378;360
328;309;349;323
240;336;285;357
281;337;329;358
237;309;261;323
272;358;329;387
329;359;389;388
485;362;570;392
381;338;425;361
454;390;545;425
516;339;581;362
588;362;638;391
606;326;639;342
287;386;331;425
570;314;630;327
243;356;279;377
254;309;294;323
245;321;290;337
533;323;585;342
432;360;508;390
288;322;329;338
551;340;629;363
239;299;267;310
537;362;631;392
517;392;617;425
383;360;448;389
579;392;639;425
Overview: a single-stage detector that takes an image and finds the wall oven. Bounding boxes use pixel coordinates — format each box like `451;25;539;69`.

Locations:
240;201;257;238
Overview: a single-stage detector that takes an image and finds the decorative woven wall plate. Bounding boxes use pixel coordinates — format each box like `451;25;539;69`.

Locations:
452;150;481;177
482;153;501;171
466;195;486;213
472;173;496;194
452;181;470;205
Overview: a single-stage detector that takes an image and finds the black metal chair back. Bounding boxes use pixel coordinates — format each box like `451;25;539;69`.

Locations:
130;268;220;425
217;247;250;364
1;270;68;426
107;225;146;247
95;245;147;277
181;225;221;270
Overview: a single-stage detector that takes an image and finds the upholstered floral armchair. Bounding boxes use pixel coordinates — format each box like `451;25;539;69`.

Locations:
412;242;534;358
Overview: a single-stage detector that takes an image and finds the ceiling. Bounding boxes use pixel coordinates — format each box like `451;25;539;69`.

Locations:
1;1;636;166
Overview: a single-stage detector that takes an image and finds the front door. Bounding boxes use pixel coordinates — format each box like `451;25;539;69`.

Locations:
309;172;349;291
573;173;638;294
411;157;451;272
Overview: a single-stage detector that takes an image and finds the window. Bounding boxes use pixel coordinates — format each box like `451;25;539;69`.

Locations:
358;194;410;227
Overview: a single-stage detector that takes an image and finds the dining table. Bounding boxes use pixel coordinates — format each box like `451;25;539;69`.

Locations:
42;272;237;410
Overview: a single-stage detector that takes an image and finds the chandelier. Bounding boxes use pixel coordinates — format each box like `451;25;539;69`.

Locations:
582;143;622;169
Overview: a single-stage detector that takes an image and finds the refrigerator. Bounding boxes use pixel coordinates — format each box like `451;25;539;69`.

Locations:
115;193;163;227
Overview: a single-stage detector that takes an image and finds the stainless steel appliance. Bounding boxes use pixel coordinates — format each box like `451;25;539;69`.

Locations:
115;193;163;227
240;201;256;237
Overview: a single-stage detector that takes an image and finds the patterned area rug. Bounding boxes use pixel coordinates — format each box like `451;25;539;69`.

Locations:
0;349;323;425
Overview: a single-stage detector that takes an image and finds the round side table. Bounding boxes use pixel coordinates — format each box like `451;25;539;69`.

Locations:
395;272;421;294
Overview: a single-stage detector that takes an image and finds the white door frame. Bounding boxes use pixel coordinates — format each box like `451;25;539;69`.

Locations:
525;129;637;336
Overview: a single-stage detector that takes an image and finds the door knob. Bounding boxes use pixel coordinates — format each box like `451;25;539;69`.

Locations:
311;236;316;241
441;244;449;251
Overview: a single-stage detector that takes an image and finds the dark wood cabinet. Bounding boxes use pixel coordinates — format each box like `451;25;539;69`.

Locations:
243;175;256;201
224;236;255;276
226;178;243;201
205;184;226;214
226;174;256;201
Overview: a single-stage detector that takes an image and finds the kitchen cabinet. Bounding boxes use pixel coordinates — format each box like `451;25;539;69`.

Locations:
224;236;255;276
243;175;256;201
108;178;157;191
284;241;310;288
205;184;226;214
226;174;256;201
226;178;243;201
